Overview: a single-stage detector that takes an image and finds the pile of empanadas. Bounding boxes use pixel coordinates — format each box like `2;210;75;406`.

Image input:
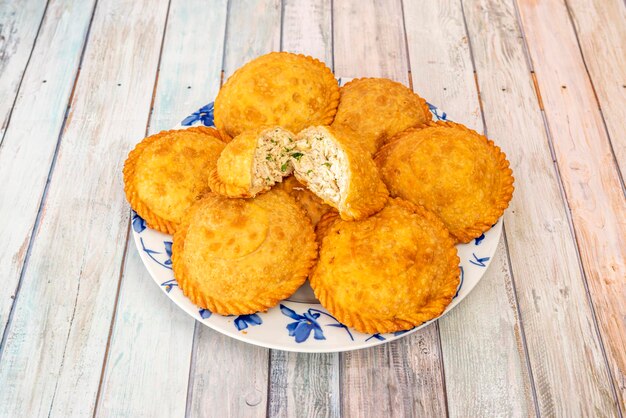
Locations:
123;52;514;334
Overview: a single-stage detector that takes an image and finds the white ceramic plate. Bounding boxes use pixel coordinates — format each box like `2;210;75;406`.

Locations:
131;95;501;353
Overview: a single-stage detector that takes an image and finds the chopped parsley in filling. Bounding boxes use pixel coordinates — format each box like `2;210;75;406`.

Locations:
251;128;295;193
291;127;348;205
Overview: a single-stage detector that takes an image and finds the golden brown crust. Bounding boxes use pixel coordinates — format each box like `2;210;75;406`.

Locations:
207;127;260;198
375;121;514;243
123;126;225;234
214;52;339;138
275;176;336;227
331;77;431;155
310;198;460;334
314;211;340;245
326;126;389;221
172;190;318;315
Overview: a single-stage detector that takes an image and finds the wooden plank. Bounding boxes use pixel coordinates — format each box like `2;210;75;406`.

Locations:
566;0;626;177
517;0;626;411
333;1;447;416
0;0;47;143
281;0;332;65
403;1;535;416
0;0;170;416
463;0;620;415
0;0;95;338
95;1;228;417
221;0;281;76
187;325;270;418
268;351;340;418
267;2;340;417
333;0;408;82
184;1;280;416
96;244;195;418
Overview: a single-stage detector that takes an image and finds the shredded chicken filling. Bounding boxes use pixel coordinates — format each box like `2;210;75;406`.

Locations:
292;129;348;205
251;128;295;193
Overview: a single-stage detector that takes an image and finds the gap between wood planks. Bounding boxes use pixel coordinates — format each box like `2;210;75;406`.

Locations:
511;0;624;413
0;0;98;361
91;0;174;415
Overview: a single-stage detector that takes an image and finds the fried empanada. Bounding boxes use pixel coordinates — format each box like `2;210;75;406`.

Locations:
311;198;460;334
172;190;317;315
214;52;339;138
208;126;295;198
275;176;336;227
331;77;431;155
123;127;225;234
291;125;388;221
375;121;514;243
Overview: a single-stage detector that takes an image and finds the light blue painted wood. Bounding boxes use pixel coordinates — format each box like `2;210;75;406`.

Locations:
0;0;95;343
95;1;228;417
332;1;447;416
0;0;170;416
267;2;340;417
185;1;280;416
282;0;332;66
0;0;47;144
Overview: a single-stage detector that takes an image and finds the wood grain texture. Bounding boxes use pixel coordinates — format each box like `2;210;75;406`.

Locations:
184;1;280;416
333;1;447;416
333;0;408;82
282;0;332;65
0;0;47;143
0;0;170;416
341;331;447;417
463;0;619;415
403;1;535;416
267;3;339;417
268;351;340;418
95;1;228;417
0;0;95;339
566;0;626;177
517;0;626;411
222;0;281;76
187;325;269;418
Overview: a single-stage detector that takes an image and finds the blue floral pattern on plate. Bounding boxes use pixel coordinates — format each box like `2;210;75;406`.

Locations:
234;314;263;331
181;103;214;127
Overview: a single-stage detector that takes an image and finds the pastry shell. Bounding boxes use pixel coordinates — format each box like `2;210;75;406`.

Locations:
123;126;225;234
214;52;339;138
310;198;460;334
172;190;318;315
331;77;431;155
375;121;514;243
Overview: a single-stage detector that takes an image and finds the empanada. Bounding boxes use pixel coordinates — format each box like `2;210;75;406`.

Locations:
172;190;317;315
331;77;431;155
291;125;388;221
123;127;225;234
375;121;514;243
311;198;460;334
208;126;295;198
214;52;339;138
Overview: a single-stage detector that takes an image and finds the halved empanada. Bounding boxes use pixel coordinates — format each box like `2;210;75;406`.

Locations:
208;126;295;198
291;125;388;221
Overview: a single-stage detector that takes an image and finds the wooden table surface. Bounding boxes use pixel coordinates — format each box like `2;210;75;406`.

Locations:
0;0;624;416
